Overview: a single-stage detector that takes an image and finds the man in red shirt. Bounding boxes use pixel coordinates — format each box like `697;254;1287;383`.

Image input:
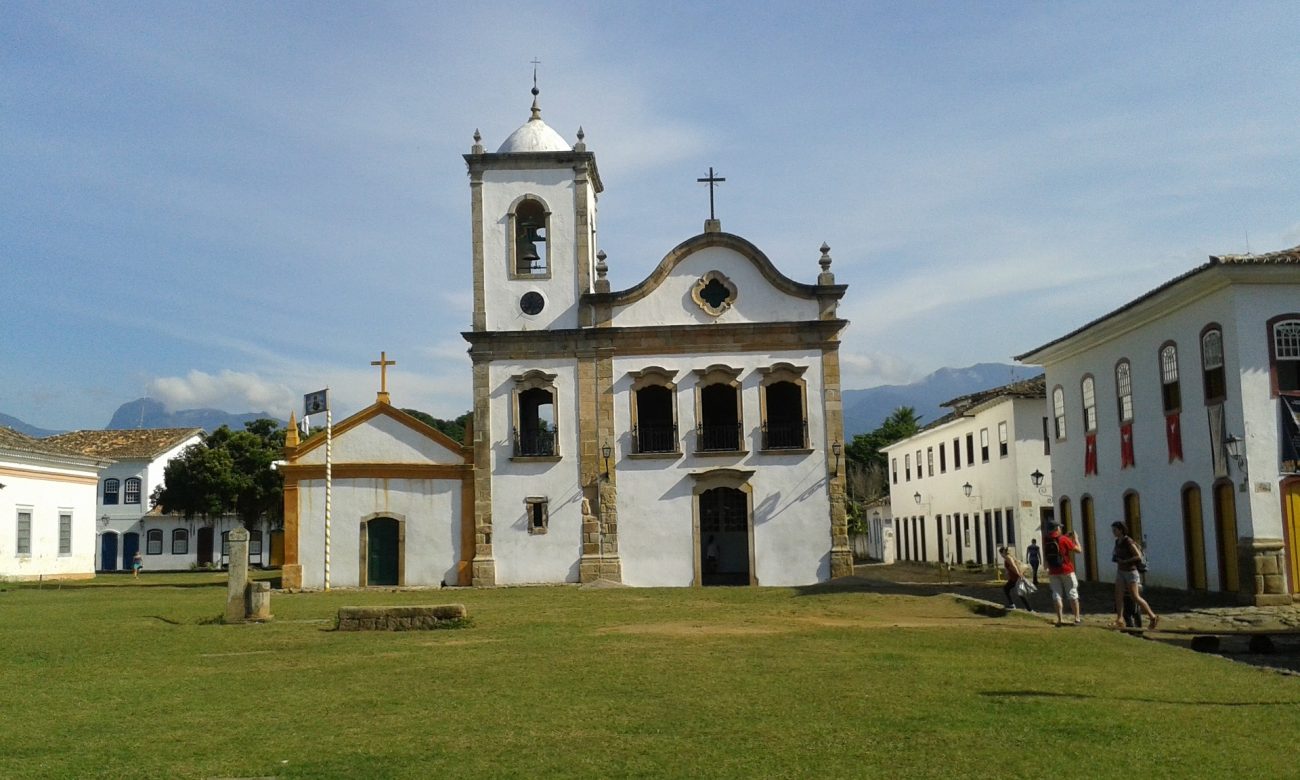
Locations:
1044;522;1084;626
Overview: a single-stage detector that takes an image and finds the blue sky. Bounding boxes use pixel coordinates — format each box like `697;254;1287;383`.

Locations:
4;1;1299;431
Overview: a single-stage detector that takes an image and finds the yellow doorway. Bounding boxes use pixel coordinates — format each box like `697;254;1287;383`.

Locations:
1284;479;1300;595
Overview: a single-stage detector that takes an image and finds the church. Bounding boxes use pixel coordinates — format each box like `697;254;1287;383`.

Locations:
281;86;852;588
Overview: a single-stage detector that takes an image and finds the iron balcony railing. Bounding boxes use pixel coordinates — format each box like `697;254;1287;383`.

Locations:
762;420;807;450
696;422;743;452
514;427;556;457
633;423;678;454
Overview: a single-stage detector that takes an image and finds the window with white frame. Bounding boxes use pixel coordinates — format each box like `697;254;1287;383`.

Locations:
59;513;72;555
891;457;898;484
1052;386;1067;441
904;453;912;481
1160;343;1181;412
172;529;189;555
1115;360;1134;423
953;437;961;469
16;511;32;555
939;443;947;473
1273;318;1300;394
915;450;923;479
926;447;934;477
124;478;142;505
1201;326;1226;403
103;478;120;505
146;529;163;555
980;429;990;462
1081;376;1097;432
966;432;975;463
998;421;1008;457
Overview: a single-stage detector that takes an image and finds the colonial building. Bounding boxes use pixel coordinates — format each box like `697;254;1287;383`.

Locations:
460;89;852;587
278;391;473;590
0;427;110;581
1016;245;1300;604
45;427;205;571
881;376;1053;569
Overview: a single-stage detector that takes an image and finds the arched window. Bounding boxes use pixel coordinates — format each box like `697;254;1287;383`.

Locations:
124;477;142;505
630;367;679;455
694;364;743;452
146;529;163;555
1269;316;1300;395
509;196;550;277
172;528;189;555
758;363;808;450
1080;376;1097;433
1115;360;1133;423
511;370;559;458
1201;326;1227;404
1052;386;1067;441
1159;342;1181;412
103;478;120;505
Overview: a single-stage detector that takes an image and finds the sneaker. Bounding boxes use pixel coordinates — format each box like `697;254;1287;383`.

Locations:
1005;604;1017;610
1148;615;1160;630
1074;618;1082;625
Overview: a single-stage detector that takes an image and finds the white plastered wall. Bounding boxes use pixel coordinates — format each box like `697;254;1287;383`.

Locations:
0;458;100;580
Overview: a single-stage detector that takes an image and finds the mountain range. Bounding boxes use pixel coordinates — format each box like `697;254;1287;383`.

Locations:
2;363;1038;440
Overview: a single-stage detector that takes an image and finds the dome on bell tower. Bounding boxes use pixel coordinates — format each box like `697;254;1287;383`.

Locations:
496;82;571;153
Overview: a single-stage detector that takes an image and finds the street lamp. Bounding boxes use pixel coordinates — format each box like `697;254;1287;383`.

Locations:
1225;433;1246;471
601;443;612;477
913;491;922;505
831;441;843;474
1029;469;1044;487
962;482;973;498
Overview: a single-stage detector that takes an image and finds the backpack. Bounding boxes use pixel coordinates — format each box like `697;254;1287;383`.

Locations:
1043;535;1064;569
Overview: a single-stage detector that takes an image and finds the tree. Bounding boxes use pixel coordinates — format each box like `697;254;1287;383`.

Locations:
843;407;920;529
153;419;286;527
401;409;473;444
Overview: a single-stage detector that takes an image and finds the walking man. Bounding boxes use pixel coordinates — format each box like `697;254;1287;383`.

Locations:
1044;523;1083;626
1026;538;1041;585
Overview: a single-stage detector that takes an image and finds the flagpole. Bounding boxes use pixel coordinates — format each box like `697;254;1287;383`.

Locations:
324;404;332;590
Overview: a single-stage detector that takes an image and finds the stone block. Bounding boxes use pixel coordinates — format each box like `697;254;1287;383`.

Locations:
1258;556;1279;576
1264;574;1285;593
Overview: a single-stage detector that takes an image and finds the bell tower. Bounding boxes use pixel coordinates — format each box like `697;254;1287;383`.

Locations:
464;83;602;333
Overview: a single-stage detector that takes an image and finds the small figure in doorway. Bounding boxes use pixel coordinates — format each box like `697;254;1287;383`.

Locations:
999;546;1034;611
132;550;143;579
705;535;719;575
1026;538;1041;585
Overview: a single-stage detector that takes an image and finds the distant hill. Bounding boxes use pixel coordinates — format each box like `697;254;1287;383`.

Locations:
107;398;283;433
843;363;1040;437
0;412;64;438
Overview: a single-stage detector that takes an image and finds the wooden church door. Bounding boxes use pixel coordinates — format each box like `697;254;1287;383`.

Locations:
699;487;750;586
367;518;400;586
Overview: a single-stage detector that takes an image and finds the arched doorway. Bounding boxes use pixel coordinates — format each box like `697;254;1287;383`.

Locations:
122;532;140;572
363;517;401;586
99;533;119;571
1285;478;1300;595
699;487;750;585
197;526;215;566
1123;491;1143;545
1213;480;1239;592
1080;496;1098;582
1181;484;1207;590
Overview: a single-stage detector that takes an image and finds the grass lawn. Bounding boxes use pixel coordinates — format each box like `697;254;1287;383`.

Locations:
2;574;1297;779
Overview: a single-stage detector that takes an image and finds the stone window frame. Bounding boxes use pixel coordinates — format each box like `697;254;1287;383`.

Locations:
757;362;811;453
1052;386;1067;442
1200;324;1227;405
507;194;553;280
58;512;72;556
124;477;142;505
16;508;32;556
103;478;120;505
691;270;738;317
525;496;549;535
172;528;189;555
628;366;681;458
146;528;163;555
1159;341;1182;413
1080;374;1098;433
688;468;756;586
1267;313;1300;397
693;364;746;455
359;512;406;587
511;369;561;462
1114;359;1134;424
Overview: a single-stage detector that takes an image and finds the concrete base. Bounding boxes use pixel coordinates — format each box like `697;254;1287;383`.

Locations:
281;563;303;590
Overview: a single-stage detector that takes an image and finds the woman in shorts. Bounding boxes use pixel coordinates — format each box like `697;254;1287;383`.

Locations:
1111;521;1157;629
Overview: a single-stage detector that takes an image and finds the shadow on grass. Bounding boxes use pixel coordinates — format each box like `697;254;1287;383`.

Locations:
981;690;1298;707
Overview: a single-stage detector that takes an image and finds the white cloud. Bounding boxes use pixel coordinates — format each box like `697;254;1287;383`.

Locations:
149;370;295;414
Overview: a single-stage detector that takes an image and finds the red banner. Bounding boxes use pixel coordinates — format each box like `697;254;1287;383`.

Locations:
1120;422;1135;468
1085;433;1098;475
1166;412;1183;462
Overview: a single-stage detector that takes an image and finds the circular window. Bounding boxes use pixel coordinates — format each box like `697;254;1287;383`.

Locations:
520;291;545;315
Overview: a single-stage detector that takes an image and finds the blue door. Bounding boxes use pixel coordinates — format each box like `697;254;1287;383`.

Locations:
100;533;119;571
122;533;140;572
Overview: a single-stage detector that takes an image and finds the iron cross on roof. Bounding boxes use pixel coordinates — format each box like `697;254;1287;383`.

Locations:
697;166;726;221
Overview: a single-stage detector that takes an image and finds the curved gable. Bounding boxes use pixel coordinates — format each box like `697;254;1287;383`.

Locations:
601;232;836;327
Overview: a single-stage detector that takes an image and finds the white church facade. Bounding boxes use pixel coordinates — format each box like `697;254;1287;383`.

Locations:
1017;245;1300;604
280;89;852;589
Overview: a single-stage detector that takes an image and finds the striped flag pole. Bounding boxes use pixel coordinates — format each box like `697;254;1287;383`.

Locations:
324;406;332;590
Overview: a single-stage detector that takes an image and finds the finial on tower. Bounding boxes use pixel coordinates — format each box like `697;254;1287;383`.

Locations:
574;125;586;152
285;412;300;449
595;249;610;293
530;58;542;120
471;128;484;155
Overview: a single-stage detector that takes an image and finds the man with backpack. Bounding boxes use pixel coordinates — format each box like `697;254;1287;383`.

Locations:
1043;522;1084;626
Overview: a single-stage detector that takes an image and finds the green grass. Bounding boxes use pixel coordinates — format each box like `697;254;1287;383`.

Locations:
1;576;1296;779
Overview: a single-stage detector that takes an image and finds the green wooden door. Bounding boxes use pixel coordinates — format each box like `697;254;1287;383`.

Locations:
367;518;399;586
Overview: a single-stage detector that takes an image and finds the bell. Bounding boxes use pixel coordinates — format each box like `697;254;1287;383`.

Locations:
517;238;541;267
